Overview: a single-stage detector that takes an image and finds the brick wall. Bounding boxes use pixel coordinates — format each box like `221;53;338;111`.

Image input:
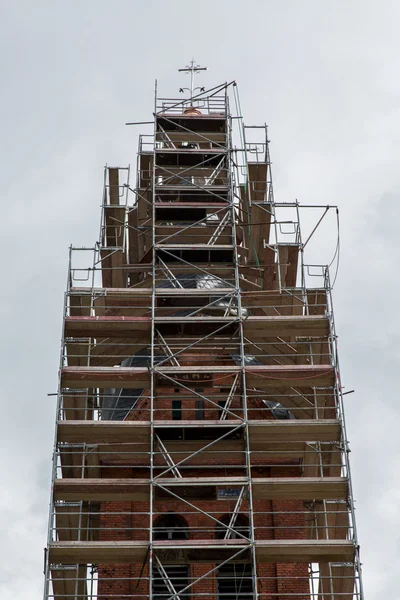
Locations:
97;383;311;599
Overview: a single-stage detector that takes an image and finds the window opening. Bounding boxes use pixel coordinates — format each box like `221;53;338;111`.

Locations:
195;399;205;420
153;513;189;541
218;400;227;419
172;399;182;420
215;513;250;540
217;563;253;600
153;565;190;600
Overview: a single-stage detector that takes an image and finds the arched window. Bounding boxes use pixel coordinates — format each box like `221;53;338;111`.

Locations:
152;514;190;600
215;513;250;540
153;512;189;540
215;514;253;600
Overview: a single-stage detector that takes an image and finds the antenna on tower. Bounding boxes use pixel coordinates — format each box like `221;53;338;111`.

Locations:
178;59;208;99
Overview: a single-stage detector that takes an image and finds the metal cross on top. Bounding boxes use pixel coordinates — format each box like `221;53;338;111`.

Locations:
178;59;208;98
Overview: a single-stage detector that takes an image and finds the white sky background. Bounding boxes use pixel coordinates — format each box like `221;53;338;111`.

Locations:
0;0;398;597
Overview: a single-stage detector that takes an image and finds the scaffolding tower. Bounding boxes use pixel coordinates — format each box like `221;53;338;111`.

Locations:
43;79;364;599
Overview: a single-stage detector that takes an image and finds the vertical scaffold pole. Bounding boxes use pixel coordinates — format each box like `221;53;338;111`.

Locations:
149;78;158;600
230;92;259;600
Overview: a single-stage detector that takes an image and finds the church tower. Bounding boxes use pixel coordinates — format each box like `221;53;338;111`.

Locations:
44;68;364;600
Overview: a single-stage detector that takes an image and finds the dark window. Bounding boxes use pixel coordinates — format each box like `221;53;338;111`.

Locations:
152;515;190;599
195;399;205;420
217;563;253;600
215;513;250;540
153;513;189;541
153;564;190;600
172;400;182;420
218;400;227;419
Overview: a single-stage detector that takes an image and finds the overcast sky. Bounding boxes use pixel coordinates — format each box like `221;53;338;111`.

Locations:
0;1;399;598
